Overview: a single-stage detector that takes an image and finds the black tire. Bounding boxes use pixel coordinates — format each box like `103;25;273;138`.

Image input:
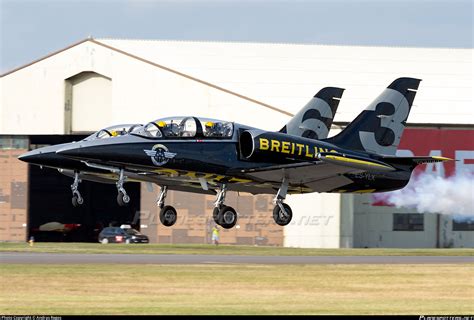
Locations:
218;206;237;229
72;196;79;207
273;203;293;226
160;205;177;227
213;207;221;225
117;191;130;207
72;195;83;207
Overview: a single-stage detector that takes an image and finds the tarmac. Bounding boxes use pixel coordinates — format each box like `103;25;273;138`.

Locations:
1;252;473;264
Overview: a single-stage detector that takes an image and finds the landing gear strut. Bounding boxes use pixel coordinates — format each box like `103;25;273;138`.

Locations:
157;186;177;227
213;184;238;229
272;178;293;226
71;171;84;207
116;169;130;206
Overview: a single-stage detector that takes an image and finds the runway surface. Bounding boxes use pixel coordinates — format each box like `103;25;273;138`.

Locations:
1;252;473;264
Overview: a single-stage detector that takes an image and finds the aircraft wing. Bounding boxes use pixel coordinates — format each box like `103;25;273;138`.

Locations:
232;161;359;193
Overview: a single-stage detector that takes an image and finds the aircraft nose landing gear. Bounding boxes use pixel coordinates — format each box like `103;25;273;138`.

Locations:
116;169;130;206
272;178;293;226
71;171;84;207
213;184;238;229
157;186;177;227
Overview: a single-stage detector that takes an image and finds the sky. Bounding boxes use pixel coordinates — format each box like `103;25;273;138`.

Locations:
0;0;472;74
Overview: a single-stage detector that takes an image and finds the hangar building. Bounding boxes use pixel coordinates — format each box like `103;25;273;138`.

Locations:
1;38;473;247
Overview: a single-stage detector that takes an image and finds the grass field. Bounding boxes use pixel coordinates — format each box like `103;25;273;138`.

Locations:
1;242;473;256
0;263;472;315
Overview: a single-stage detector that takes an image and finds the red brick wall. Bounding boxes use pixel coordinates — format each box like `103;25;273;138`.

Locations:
140;184;283;246
0;148;28;242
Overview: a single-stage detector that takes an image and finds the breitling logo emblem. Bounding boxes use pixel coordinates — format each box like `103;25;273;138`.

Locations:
144;144;177;166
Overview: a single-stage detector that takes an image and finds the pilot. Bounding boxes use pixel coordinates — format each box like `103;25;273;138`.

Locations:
205;121;221;137
111;128;127;137
157;121;170;137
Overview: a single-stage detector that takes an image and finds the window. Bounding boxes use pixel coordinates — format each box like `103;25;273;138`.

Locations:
137;117;234;139
138;118;190;138
201;119;233;138
141;122;163;138
393;213;424;231
84;124;142;141
453;218;474;231
0;136;28;150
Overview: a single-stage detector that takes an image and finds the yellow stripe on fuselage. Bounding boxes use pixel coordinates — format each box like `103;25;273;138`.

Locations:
324;155;393;170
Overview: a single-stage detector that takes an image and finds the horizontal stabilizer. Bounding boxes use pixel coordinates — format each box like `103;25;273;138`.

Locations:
318;152;395;172
381;156;453;167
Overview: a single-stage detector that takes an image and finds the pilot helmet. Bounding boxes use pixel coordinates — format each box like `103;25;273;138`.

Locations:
205;121;214;128
157;121;166;127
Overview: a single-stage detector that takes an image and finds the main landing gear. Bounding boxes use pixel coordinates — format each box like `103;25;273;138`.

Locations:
213;184;238;229
116;169;130;206
157;186;177;227
71;171;84;207
272;178;293;226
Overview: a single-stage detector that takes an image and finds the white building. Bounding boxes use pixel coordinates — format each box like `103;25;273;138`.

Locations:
1;38;473;247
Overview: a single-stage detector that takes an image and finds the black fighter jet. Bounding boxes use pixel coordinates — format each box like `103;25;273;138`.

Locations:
19;87;345;217
43;77;451;229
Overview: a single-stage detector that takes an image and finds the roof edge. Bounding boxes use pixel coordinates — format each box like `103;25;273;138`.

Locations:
1;38;92;77
90;39;292;117
97;37;474;51
1;38;293;117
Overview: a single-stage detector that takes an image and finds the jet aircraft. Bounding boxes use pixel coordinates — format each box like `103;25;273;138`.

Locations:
42;77;451;229
19;87;344;216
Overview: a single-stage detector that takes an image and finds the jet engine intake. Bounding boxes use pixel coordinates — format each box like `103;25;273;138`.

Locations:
239;129;330;163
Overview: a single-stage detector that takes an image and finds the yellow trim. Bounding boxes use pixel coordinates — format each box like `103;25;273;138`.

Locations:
431;156;453;161
324;155;392;170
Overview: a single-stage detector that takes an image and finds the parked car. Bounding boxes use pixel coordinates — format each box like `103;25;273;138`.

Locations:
98;226;149;244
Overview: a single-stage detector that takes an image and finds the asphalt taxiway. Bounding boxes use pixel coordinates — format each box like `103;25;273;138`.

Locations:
1;252;472;264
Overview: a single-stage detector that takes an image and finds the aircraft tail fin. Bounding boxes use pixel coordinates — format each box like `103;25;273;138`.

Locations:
280;87;344;140
323;77;421;155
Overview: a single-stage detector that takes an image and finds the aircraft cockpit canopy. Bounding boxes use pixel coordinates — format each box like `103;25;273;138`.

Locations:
83;124;143;141
138;117;233;139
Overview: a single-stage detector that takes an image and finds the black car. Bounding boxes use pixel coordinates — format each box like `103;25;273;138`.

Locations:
98;226;149;244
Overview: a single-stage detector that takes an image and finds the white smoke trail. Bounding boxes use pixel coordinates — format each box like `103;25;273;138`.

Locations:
382;172;474;217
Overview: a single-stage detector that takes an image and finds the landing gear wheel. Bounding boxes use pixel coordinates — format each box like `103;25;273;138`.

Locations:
72;195;84;207
160;205;177;227
213;207;221;225
273;203;293;226
117;191;130;206
218;206;238;229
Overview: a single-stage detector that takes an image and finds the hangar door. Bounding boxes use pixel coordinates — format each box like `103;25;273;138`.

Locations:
28;135;141;242
65;72;112;133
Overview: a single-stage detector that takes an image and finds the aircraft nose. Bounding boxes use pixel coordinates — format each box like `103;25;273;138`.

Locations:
56;143;100;161
18;149;43;164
